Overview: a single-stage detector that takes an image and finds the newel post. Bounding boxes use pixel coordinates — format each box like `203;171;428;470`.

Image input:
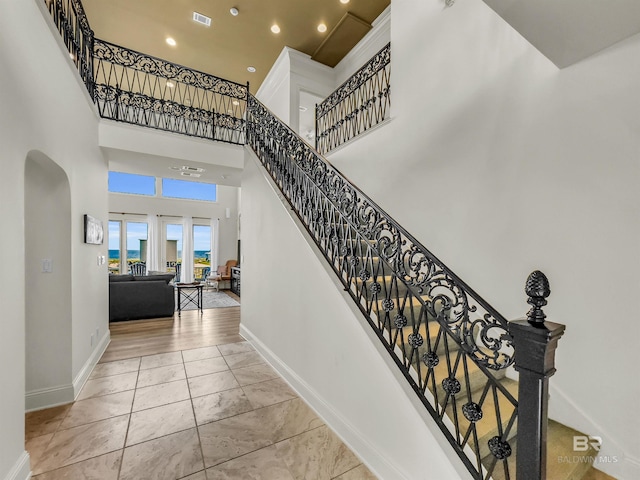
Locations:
508;271;565;480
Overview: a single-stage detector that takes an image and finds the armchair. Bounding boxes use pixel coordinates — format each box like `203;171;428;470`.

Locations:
214;260;237;289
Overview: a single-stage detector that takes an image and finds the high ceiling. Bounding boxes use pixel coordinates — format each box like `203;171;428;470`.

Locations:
82;0;390;93
483;0;640;68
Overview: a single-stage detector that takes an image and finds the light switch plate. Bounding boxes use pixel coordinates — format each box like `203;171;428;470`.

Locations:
42;259;53;273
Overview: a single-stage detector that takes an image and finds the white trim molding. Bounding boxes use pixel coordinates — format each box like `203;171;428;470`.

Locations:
73;330;111;399
2;451;31;480
25;385;74;412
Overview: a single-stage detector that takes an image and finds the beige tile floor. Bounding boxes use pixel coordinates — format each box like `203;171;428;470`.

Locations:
26;341;378;480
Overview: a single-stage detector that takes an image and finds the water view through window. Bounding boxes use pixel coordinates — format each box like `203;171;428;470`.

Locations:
108;221;120;274
193;224;211;280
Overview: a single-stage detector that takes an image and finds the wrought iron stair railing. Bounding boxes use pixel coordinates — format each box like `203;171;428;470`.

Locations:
315;43;391;155
248;94;521;479
42;1;567;478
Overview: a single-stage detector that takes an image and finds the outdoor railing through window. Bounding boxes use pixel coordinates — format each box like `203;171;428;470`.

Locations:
315;43;391;154
93;39;248;144
248;95;518;479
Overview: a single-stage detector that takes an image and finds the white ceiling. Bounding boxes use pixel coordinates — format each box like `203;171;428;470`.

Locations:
483;0;640;67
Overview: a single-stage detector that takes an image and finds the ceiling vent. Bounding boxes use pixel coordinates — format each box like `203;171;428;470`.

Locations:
193;12;211;27
180;172;201;178
181;165;205;173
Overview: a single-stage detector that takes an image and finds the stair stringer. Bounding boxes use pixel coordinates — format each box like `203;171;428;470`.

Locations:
240;147;472;480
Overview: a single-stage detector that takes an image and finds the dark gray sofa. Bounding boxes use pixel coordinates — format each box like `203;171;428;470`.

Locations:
109;274;175;322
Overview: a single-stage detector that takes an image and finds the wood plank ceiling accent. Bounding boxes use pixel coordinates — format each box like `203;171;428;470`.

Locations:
312;13;372;67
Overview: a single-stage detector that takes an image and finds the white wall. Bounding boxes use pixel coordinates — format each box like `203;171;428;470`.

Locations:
109;186;240;266
326;0;640;477
256;48;294;124
0;0;109;478
257;47;335;134
240;149;466;480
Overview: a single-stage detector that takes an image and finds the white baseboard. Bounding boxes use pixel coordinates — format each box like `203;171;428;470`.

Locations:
240;324;407;480
25;384;74;412
73;331;111;399
25;330;110;412
2;451;31;480
549;384;639;479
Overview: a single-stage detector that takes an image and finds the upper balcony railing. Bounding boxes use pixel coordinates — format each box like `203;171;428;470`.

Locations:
44;0;94;99
44;0;247;145
315;43;391;154
94;40;247;144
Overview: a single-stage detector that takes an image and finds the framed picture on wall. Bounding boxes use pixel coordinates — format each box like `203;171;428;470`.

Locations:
84;214;104;244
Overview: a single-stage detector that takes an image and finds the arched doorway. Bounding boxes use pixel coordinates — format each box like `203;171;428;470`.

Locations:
24;151;73;409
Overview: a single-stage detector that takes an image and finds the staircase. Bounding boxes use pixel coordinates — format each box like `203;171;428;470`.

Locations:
246;94;618;479
41;1;618;477
328;223;612;480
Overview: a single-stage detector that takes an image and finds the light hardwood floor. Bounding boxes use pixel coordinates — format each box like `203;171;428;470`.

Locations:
26;296;377;480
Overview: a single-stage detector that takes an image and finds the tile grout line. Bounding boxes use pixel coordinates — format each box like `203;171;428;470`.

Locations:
116;358;141;480
184;348;209;477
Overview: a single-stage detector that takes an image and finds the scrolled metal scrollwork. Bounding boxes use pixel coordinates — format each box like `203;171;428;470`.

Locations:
246;92;520;480
93;40;247;99
488;437;512;460
317;43;390;117
462;402;483;422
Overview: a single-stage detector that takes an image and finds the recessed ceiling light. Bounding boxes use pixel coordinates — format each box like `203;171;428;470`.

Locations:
299;106;308;112
247;66;256;73
317;23;327;33
166;81;175;88
271;24;280;34
230;7;239;16
340;0;350;4
166;37;177;46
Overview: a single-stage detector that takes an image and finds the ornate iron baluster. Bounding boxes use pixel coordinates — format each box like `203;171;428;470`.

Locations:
44;0;94;98
91;39;247;144
316;43;391;154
